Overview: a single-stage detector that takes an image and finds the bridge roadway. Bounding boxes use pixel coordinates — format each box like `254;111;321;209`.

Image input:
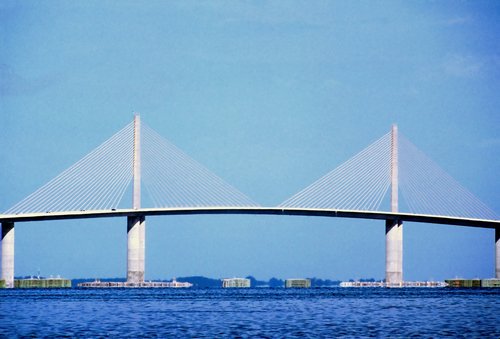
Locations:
1;207;498;228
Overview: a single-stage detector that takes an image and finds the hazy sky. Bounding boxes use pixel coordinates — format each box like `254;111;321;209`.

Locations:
1;1;499;281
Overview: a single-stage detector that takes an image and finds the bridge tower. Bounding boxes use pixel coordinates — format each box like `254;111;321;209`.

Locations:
385;124;403;284
127;114;146;283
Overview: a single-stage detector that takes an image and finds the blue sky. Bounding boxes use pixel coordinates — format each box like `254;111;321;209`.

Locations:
1;1;499;281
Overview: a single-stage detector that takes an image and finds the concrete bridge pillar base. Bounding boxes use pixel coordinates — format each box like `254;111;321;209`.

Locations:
386;219;403;284
127;216;145;283
1;222;15;288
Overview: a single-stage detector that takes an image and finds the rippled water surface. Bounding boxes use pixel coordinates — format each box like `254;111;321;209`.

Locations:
1;288;499;337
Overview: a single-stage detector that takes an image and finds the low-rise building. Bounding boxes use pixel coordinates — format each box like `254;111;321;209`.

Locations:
15;276;71;288
445;279;500;288
77;278;193;288
285;278;311;288
222;278;250;288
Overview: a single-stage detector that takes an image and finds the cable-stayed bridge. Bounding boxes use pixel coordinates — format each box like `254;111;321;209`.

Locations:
1;115;498;287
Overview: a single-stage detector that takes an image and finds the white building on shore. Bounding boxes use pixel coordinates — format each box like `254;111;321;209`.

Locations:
222;278;251;288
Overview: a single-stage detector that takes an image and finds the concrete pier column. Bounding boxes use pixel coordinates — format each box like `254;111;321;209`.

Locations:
386;219;403;284
1;222;15;288
140;215;145;277
127;216;145;283
496;227;500;279
127;114;145;283
385;125;403;285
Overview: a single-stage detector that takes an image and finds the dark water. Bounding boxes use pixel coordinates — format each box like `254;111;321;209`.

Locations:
1;288;499;338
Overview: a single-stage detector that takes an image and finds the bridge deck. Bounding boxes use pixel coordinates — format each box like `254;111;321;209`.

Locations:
0;207;498;228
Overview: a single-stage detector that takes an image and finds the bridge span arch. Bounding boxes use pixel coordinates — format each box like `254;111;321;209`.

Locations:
1;207;498;228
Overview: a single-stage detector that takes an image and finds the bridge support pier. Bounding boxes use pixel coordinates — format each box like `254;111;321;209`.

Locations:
386;125;403;285
127;216;145;283
1;222;15;288
385;219;403;285
496;227;500;279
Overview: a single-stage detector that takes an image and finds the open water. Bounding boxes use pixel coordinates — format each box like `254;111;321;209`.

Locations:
1;288;499;338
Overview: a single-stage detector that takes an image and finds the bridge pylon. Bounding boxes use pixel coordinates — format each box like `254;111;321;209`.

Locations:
127;114;146;283
385;124;403;284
